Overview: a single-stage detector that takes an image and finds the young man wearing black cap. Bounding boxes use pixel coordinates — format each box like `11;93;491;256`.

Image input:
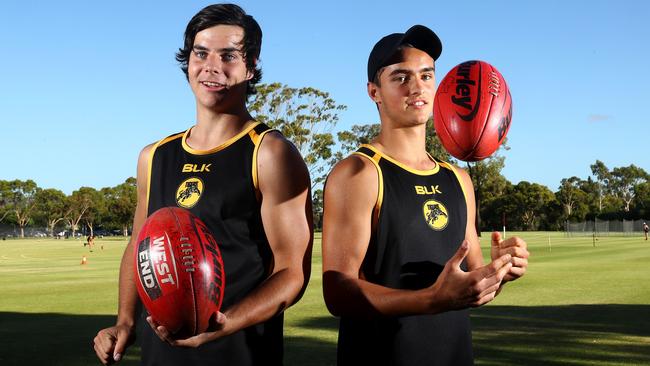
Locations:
322;25;529;365
93;4;312;365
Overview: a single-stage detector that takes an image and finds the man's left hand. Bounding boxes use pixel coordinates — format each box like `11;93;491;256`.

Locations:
146;311;227;348
490;231;529;282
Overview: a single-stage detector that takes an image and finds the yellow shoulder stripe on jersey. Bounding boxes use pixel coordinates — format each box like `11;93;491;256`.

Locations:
360;144;439;176
352;150;384;231
181;121;261;155
438;161;469;205
146;132;185;214
250;127;277;202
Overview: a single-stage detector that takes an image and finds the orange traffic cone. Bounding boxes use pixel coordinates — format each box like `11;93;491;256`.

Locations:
81;255;87;265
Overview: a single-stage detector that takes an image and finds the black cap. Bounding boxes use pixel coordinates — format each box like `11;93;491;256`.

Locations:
367;25;442;82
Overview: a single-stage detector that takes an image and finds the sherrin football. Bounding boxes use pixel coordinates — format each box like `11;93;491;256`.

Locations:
434;60;512;161
134;207;225;337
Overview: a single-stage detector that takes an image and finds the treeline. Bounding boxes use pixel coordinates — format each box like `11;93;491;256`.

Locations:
1;83;648;237
0;178;136;238
473;160;650;231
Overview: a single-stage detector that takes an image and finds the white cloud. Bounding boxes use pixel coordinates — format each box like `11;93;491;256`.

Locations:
588;114;612;122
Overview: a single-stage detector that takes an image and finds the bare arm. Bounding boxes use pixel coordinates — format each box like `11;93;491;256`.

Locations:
94;144;153;364
168;132;313;347
220;132;313;331
322;156;512;319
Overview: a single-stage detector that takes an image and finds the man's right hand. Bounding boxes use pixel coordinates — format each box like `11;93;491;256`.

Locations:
93;324;135;365
430;240;512;312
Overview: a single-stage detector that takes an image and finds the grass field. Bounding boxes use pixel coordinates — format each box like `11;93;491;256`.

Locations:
1;232;649;365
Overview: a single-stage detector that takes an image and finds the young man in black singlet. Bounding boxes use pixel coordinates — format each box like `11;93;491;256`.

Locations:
322;25;529;365
93;4;312;365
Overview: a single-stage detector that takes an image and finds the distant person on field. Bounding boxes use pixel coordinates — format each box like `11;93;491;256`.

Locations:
644;222;649;240
86;235;95;251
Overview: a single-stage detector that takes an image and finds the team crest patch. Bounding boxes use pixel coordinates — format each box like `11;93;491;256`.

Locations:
176;177;204;209
422;199;449;231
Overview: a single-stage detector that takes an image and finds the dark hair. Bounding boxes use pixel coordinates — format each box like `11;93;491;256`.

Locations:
175;4;262;95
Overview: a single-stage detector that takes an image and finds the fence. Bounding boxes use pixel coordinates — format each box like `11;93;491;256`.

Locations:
565;219;650;237
0;223;50;238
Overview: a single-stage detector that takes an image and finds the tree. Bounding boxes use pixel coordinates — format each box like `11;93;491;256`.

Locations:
80;187;105;237
464;137;510;234
578;177;601;217
483;181;518;230
633;181;650;218
556;176;589;220
425;119;453;162
0;180;11;222
610;165;649;212
65;188;94;237
34;188;68;237
5;180;40;238
105;177;137;236
335;123;381;160
503;181;556;230
249;83;347;187
590;160;611;212
466;154;508;234
481;179;513;230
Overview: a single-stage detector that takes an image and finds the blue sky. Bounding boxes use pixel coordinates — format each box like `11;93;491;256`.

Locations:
1;1;648;194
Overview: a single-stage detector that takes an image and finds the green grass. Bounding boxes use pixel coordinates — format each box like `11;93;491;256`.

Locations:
1;232;649;365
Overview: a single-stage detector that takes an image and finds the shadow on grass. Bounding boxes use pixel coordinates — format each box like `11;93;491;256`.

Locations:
293;315;339;331
284;315;338;365
2;305;648;366
0;312;141;366
0;312;338;366
290;306;650;366
285;335;336;366
471;304;650;366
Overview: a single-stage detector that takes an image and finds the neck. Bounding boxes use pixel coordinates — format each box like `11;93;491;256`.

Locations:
372;119;434;169
188;104;254;150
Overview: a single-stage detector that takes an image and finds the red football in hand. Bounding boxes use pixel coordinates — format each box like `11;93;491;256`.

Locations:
434;60;512;161
134;207;225;337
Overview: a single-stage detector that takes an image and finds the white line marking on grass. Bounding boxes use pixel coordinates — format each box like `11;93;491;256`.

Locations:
20;254;43;260
18;254;51;261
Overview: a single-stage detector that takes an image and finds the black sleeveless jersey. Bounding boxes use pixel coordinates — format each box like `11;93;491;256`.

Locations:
337;144;473;366
138;122;283;366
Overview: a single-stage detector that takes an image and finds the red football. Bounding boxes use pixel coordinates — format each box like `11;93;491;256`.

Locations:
434;60;512;161
134;207;225;337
